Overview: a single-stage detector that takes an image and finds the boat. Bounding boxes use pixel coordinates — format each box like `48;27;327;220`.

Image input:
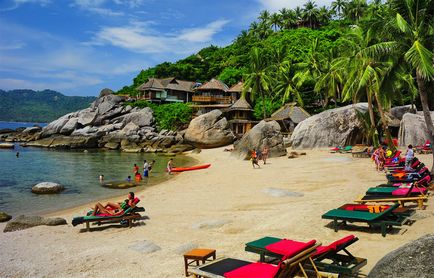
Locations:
170;164;211;172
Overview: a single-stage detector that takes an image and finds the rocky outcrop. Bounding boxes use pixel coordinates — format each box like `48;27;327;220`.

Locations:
232;120;287;159
184;110;235;148
368;234;434;278
31;182;64;194
399;112;434;146
290;103;368;149
3;215;67;232
0;143;14;148
0;212;12;222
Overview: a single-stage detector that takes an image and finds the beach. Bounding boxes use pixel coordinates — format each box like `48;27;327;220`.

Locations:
0;147;433;277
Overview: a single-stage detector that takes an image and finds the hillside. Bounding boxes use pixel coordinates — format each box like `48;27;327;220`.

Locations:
0;89;96;122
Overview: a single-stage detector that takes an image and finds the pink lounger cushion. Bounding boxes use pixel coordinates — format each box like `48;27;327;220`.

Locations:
265;239;316;257
392;188;427;196
224;262;279;278
313;235;355;258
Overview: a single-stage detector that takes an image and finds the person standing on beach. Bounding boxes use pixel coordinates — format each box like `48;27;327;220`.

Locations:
149;160;156;172
261;146;269;165
405;145;414;170
99;175;104;182
167;158;174;174
133;164;139;174
143;160;149;177
251;150;260;168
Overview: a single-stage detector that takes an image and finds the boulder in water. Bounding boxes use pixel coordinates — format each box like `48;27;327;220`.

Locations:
0;212;12;222
31;182;64;194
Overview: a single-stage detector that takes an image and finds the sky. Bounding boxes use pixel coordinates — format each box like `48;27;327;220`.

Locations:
0;0;333;96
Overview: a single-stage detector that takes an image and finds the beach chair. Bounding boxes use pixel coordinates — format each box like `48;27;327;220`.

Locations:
189;241;322;278
322;203;410;237
72;206;145;232
244;236;367;276
354;181;428;209
386;167;430;182
339;146;353;153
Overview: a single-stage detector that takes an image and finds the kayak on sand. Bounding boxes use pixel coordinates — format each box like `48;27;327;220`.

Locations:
170;164;211;172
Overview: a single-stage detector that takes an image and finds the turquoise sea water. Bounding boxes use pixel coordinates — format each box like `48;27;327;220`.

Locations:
0;143;195;216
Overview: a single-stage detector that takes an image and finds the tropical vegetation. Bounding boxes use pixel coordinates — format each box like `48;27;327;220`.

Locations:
118;0;434;170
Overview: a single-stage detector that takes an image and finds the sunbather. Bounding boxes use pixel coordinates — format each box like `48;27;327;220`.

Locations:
92;192;138;216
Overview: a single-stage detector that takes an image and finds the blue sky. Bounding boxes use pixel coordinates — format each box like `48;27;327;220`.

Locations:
0;0;333;96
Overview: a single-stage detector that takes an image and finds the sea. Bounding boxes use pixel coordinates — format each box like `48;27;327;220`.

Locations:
0;121;47;130
0;121;195;215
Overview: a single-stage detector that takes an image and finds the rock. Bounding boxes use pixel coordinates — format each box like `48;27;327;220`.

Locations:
368;234;434;278
3;215;67;232
390;105;417;121
0;128;14;134
128;240;161;254
92;93;123;113
40;113;74;137
191;148;202;154
290;103;368;149
122;122;140;136
167;143;195;153
31;182;64;194
0;143;14;149
25;137;55;147
184;110;235;148
77;108;97;126
102;181;142;189
59;118;78;135
49;136;98;149
113;108;154;127
191;219;231;230
104;142;119;150
0;212;12;222
399;112;434;146
99;88;114;98
21;126;42;135
232;120;287;159
263;188;304;197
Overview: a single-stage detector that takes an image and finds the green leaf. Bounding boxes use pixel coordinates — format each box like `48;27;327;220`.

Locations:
404;40;434;81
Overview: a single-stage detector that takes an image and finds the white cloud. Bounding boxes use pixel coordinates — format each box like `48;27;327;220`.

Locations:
72;0;124;16
91;19;230;53
258;0;333;12
0;0;50;11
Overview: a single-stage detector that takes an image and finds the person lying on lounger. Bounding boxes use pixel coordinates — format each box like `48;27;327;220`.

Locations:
92;192;139;216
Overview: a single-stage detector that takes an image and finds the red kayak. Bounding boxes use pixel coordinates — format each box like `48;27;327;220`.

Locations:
170;164;211;172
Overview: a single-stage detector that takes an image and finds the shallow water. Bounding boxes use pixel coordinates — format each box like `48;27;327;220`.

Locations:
0;121;47;130
0;144;195;215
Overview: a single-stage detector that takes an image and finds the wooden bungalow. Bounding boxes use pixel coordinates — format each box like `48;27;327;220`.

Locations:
226;97;257;137
137;77;195;103
191;78;234;114
267;103;310;134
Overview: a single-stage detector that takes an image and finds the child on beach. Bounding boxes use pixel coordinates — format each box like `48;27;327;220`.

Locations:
405;145;414;170
126;176;132;182
143;160;149;177
133;164;139;174
262;146;269;165
167;158;174;174
251;150;260;168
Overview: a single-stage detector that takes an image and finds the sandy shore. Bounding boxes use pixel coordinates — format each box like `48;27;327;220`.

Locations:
1;147;433;277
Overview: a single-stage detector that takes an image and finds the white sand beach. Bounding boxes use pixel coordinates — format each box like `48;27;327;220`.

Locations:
0;147;433;277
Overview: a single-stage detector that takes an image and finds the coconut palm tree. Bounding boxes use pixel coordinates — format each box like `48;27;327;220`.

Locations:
302;1;320;28
386;0;434;170
270;13;283;31
331;0;348;19
344;0;368;22
243;47;273;119
273;62;305;106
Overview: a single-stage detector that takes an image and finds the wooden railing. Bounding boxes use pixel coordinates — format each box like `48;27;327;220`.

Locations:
192;95;232;104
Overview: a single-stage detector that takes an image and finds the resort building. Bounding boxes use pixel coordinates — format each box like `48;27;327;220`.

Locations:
137;77;195;103
226;96;258;137
267;103;310;134
190;79;233;114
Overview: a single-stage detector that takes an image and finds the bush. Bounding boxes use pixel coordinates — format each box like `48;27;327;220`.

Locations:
253;97;281;120
128;101;192;131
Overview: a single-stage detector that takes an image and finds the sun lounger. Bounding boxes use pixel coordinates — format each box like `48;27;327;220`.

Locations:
244;236;367;276
72;206;145;231
189;241;321;278
322;203;410;236
386;167;430;182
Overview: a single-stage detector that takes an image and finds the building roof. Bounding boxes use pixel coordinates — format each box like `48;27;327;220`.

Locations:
228;82;244;92
196;78;229;92
269;103;310;124
229;97;253;111
137;77;195;92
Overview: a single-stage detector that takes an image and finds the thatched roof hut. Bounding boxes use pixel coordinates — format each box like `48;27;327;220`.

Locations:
196;78;229;92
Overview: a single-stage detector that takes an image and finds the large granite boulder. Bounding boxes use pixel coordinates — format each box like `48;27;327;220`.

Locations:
40;113;76;137
368;234;434;278
113;108;154;127
77;108;97;126
3;215;67;232
49;136;99;149
31;182;64;194
233;120;287;159
390;105;417;120
184;110;235;148
60;118;78;135
399;112;434;146
21;126;42;135
93;94;123;115
99;88;115;98
0;212;12;222
290;103;368;149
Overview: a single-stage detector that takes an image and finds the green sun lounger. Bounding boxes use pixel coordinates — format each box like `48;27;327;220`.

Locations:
72;206;145;231
245;236;367;276
322;203;409;237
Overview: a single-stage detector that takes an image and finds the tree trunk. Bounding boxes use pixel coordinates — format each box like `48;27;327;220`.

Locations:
260;89;266;120
367;91;378;146
374;93;395;151
416;73;434;172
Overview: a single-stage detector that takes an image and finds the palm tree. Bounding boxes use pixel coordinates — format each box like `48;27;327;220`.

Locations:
274;62;305;106
314;54;344;106
243;48;273;119
258;10;271;25
331;0;348;19
302;1;320;28
344;0;368;22
387;0;434;170
318;6;331;26
270;13;283;31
